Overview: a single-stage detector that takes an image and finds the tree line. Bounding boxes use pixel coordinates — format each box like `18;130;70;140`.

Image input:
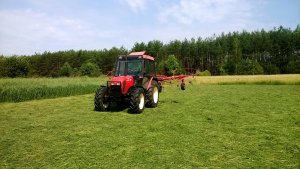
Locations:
0;25;299;77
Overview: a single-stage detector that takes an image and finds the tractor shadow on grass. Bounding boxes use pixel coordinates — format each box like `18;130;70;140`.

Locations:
94;102;129;113
95;100;180;114
108;102;129;113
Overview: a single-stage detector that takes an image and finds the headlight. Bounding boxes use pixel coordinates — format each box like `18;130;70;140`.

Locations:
111;82;121;86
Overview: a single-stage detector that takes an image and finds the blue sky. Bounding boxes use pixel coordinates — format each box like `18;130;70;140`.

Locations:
0;0;299;55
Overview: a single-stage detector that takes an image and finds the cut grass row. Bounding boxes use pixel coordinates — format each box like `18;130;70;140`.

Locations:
187;74;300;85
0;85;299;168
0;77;107;102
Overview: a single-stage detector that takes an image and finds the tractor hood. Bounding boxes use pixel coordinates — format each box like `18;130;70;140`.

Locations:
109;76;134;94
110;76;134;84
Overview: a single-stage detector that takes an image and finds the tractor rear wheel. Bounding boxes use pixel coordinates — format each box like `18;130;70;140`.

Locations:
146;81;159;108
129;88;145;114
94;87;110;111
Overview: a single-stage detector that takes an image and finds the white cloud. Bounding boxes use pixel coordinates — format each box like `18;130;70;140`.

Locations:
159;0;253;24
0;9;120;55
121;0;148;12
150;0;271;42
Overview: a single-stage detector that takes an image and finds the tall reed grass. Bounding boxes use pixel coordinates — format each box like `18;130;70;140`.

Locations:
0;77;107;102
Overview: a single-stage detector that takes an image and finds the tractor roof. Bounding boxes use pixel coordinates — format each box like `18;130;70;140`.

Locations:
128;51;154;61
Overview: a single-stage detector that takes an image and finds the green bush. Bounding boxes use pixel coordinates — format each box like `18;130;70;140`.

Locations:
80;62;100;77
0;56;29;77
60;62;73;77
287;60;300;73
237;59;264;75
263;64;280;74
195;70;211;76
158;55;182;76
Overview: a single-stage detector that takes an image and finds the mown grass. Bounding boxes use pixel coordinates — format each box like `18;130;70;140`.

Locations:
0;77;107;102
186;74;300;85
0;84;299;168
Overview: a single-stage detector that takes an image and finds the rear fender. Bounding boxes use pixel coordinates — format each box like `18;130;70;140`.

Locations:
146;77;154;90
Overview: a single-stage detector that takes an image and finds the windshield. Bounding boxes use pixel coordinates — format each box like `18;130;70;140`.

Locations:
115;60;142;76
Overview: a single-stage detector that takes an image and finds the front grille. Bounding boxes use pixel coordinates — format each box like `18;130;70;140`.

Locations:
110;85;122;97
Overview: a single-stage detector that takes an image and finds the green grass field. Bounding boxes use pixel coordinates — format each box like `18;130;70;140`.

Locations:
0;82;299;168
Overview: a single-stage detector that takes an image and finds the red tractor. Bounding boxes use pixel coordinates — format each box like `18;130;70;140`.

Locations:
94;51;162;114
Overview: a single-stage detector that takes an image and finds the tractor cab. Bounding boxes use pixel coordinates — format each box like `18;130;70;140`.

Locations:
114;51;156;78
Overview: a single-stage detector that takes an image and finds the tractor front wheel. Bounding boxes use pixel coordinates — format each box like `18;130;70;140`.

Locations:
146;81;159;108
94;87;110;111
129;88;145;114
